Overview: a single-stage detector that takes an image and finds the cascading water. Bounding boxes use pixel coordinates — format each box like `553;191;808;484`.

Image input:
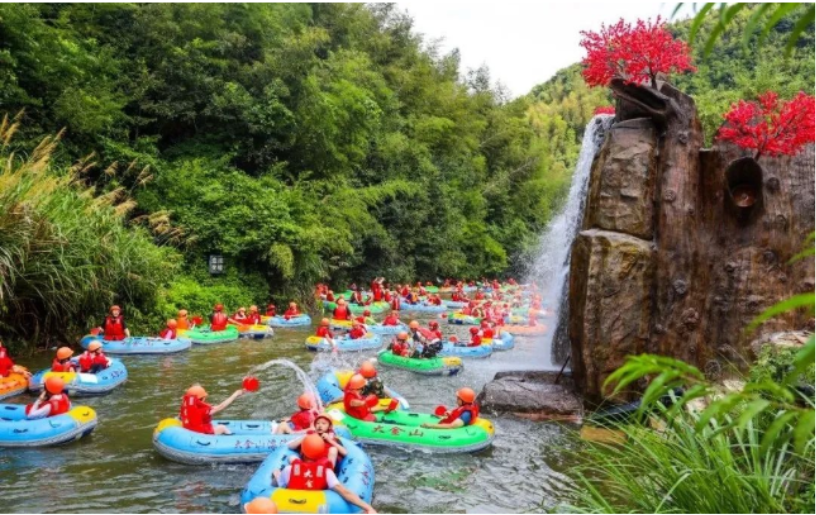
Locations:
524;114;613;369
248;358;325;412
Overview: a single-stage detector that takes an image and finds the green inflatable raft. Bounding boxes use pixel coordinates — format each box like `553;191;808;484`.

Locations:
326;407;494;453
377;350;463;376
182;326;240;345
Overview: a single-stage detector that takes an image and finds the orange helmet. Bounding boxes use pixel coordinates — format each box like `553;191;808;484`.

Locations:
167;319;178;328
457;387;476;404
347;374;367;390
397;331;408;340
45;376;65;395
186;384;207;399
56;347;74;360
321;318;330;326
178;309;188;318
359;361;377;379
245;497;278;514
214;304;224;312
301;433;327;460
409;320;420;330
88;341;102;352
296;393;314;410
109;305;121;313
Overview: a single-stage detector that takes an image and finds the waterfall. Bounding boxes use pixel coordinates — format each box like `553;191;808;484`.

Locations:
524;114;613;369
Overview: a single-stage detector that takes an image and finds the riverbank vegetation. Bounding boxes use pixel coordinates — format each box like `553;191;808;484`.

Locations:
0;4;811;348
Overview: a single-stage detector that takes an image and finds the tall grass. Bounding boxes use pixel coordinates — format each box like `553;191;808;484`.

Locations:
0;115;179;349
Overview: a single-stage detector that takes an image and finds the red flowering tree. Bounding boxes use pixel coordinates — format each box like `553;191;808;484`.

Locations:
717;91;815;159
594;106;616;115
580;17;695;88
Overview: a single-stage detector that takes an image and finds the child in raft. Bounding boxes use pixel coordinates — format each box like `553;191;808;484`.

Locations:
176;310;190;330
358;361;385;399
265;303;277;317
389;332;410;357
26;377;71;420
159;319;178;339
332;298;353;321
283;302;300;319
51;347;77;372
180;384;245;435
315;318;337;350
274;393;318;434
96;305;131;341
382;310;401;326
347;321;367;340
273;434;377;514
231;307;249;324
343;374;389;422
282;414;347;468
210;304;229;331
421;388;479;430
0;339;28;378
78;341;111;373
247;305;262;325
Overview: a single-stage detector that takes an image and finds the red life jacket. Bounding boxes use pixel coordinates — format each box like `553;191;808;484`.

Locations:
266;307;277;316
179;394;213;433
289;409;316;431
288;459;329;491
104;315;126;341
372;288;383;301
159;328;177;339
51;359;75;373
431;329;443;339
284;308;299;319
400;287;409;297
349;327;366;339
441;403;479;425
48;394;71;416
315;326;333;338
78;351;94;372
333;306;350;320
383;315;399;326
326;292;335;301
390;297;401;310
0;349;13;377
468;334;482;347
391;341;408;356
211;312;228;331
354;315;366;324
233;313;248;323
247;313;262;325
343;390;373;421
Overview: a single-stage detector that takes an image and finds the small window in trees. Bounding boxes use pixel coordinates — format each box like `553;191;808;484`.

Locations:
209;254;224;275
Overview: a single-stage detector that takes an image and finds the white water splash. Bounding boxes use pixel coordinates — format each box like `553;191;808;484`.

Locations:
524;114;613;369
248;359;325;412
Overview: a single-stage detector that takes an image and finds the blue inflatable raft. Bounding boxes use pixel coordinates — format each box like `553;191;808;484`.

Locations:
400;303;447;314
80;335;191;355
316;370;409;410
29;359;128;396
305;334;382;353
367;323;408;336
444;300;467;309
438;343;493;359
241;437;374;514
267;314;312;328
486;331;515;351
0;404;97;447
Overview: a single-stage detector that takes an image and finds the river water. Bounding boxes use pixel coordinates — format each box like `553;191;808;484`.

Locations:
0;315;579;514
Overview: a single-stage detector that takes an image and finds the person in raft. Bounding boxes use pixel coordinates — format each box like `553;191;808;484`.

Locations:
96;305;131;341
347;321;367;340
358;361;385;399
283;302;300;320
180;384;245;435
231;306;249;324
210;304;229;331
283;413;347;468
159;319;178;339
332;298;353;321
273;434;377;514
0;339;29;378
26;377;71;420
265;303;277;317
274;393;317;434
389;332;410;357
421;388;479;429
176;310;190;330
78;341;111;374
315;318;337;350
427;320;443;340
382;310;401;326
343;374;388;422
51;347;77;373
466;327;483;347
246;305;262;325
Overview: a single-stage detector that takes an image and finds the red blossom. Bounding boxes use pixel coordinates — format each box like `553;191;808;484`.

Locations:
716;91;815;159
580;17;696;88
594;106;616;115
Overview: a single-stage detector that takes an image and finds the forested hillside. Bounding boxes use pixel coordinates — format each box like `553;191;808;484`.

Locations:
0;3;812;344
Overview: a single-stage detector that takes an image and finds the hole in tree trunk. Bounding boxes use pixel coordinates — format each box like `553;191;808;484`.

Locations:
725;157;763;223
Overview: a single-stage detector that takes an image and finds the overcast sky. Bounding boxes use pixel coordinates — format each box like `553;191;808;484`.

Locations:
395;1;694;97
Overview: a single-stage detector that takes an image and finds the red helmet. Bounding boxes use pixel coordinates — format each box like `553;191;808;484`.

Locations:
469;327;479;335
363;309;371;316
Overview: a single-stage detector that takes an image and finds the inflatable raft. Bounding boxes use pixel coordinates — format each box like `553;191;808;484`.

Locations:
438;343;493;359
316;370;409;410
446;313;481;325
266;314;312;328
237;324;274;339
328;408;494;453
29;359;128;396
401;303;447;314
305;334;381;353
0;372;29;401
377;350;462;376
185;326;240;345
484;331;515;351
444;300;468;309
241;437;374;514
0;404;97;447
504;324;547;336
80;334;192;354
349;302;389;315
368;323;408;335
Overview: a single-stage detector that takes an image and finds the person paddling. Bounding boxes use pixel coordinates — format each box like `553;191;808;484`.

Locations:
421;388;479;429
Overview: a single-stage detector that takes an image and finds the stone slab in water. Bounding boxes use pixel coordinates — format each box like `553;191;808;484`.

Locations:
477;371;583;420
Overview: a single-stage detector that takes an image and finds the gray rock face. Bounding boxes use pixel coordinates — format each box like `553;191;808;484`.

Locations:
477;371;583;420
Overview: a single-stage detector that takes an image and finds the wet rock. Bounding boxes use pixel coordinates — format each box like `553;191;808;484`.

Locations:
477;371;582;421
